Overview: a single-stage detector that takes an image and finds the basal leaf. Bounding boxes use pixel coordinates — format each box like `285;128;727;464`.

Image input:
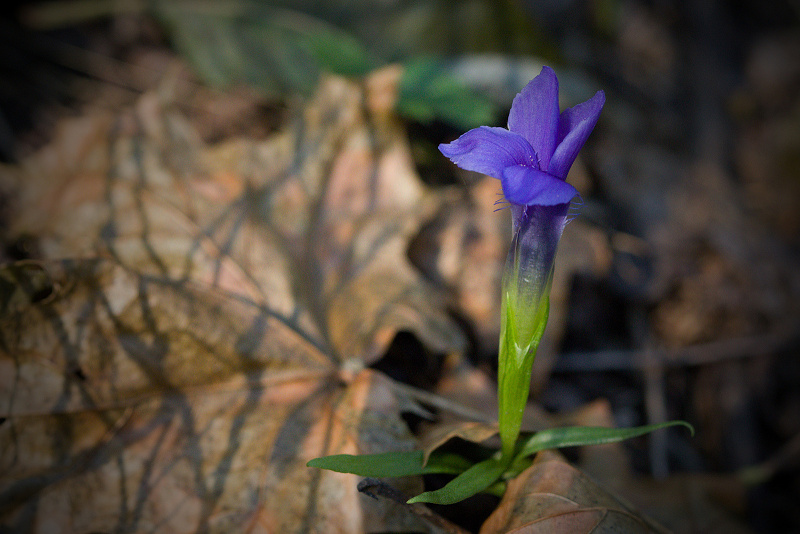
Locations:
517;421;695;462
309;451;427;477
307;450;467;478
407;456;507;505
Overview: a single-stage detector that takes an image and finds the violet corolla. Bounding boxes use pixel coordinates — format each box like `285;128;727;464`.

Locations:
439;66;604;459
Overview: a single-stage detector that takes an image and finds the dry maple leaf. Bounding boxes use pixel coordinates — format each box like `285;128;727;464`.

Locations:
0;71;464;532
480;449;663;534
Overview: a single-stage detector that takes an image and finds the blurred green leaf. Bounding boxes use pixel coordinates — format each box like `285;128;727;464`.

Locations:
150;1;501;127
309;29;376;77
151;1;374;95
398;57;497;129
23;0;546;127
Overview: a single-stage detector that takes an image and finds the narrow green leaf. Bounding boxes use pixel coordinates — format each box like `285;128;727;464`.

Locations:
425;451;475;474
307;451;424;477
307;450;467;478
516;421;695;461
407;456;506;505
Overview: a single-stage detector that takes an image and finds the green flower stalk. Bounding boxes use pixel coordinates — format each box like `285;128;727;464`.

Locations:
439;66;604;460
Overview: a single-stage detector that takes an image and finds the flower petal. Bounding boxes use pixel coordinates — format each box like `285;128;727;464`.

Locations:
548;90;605;179
507;66;560;171
438;126;538;179
501;165;579;206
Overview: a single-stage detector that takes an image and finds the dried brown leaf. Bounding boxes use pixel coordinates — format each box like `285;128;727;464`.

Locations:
0;73;464;532
419;421;499;465
480;450;659;534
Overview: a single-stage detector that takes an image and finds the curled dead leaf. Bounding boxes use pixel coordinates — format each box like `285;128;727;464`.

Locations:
420;421;499;466
480;450;663;534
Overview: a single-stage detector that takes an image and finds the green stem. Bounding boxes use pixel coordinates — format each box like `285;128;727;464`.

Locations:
497;281;550;461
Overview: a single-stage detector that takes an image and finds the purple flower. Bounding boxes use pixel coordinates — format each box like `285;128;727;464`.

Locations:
439;67;604;460
438;66;604;208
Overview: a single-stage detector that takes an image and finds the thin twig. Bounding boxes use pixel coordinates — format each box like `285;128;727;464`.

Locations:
390;380;496;424
554;324;800;373
739;431;800;486
643;348;669;478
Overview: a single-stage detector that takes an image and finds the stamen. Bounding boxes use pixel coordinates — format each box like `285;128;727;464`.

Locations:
493;186;511;212
565;195;584;224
